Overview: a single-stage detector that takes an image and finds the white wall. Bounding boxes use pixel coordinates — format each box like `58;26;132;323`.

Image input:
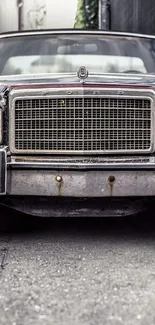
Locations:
0;0;18;32
23;0;79;29
0;0;79;32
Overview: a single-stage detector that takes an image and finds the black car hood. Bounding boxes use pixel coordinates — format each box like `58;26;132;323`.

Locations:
0;73;155;88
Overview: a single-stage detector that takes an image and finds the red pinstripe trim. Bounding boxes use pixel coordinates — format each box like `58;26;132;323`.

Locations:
9;83;153;90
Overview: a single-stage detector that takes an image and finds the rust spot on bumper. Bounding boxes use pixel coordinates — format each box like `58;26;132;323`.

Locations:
108;175;116;196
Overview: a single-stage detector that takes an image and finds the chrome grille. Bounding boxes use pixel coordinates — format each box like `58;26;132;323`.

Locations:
13;97;152;154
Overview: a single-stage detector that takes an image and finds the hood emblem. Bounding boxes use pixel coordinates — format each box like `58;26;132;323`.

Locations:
77;66;89;82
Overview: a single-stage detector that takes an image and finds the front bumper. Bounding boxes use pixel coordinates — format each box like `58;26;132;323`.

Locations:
0;147;155;197
6;168;155;197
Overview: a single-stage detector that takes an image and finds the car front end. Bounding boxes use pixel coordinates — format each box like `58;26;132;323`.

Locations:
0;30;155;217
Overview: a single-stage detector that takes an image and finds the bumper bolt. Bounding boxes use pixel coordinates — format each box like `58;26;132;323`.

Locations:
56;175;62;182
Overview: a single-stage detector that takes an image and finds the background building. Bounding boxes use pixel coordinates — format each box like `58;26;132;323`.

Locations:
1;0;155;34
0;0;79;32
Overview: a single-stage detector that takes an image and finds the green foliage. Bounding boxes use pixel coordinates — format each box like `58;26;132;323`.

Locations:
74;0;99;29
74;0;86;29
85;0;99;29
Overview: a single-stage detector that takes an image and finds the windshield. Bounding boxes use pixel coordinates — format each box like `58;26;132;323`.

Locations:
0;33;155;76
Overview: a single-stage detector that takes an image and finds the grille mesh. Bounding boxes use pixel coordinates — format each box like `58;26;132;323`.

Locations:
14;97;152;153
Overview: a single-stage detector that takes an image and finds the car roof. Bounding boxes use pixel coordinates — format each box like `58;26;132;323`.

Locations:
0;28;155;40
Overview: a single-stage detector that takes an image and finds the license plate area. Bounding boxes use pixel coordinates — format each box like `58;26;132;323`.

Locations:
0;148;7;195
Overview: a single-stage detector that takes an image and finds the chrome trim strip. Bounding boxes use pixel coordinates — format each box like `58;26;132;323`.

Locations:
8;161;155;170
0;146;7;195
9;87;155;97
1;30;155;40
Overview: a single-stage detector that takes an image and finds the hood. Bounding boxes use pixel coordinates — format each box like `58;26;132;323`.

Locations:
0;72;155;88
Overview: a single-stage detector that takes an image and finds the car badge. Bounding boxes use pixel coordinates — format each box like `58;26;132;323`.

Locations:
77;66;89;82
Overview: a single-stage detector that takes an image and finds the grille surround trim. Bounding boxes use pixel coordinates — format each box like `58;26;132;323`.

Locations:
9;87;154;155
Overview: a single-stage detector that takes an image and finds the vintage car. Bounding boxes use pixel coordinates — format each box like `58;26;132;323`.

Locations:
0;29;155;219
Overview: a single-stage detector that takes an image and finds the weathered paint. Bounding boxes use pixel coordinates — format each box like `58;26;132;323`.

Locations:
8;169;155;197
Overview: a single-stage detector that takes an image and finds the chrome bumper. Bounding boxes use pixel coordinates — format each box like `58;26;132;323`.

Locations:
2;150;155;197
1;147;155;197
6;169;155;197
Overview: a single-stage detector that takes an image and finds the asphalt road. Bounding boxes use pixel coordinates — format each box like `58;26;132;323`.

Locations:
0;210;155;325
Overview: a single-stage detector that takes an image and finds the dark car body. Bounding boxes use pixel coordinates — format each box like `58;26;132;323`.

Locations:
0;29;155;217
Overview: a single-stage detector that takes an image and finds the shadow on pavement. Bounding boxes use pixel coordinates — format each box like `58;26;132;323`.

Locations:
0;206;155;240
